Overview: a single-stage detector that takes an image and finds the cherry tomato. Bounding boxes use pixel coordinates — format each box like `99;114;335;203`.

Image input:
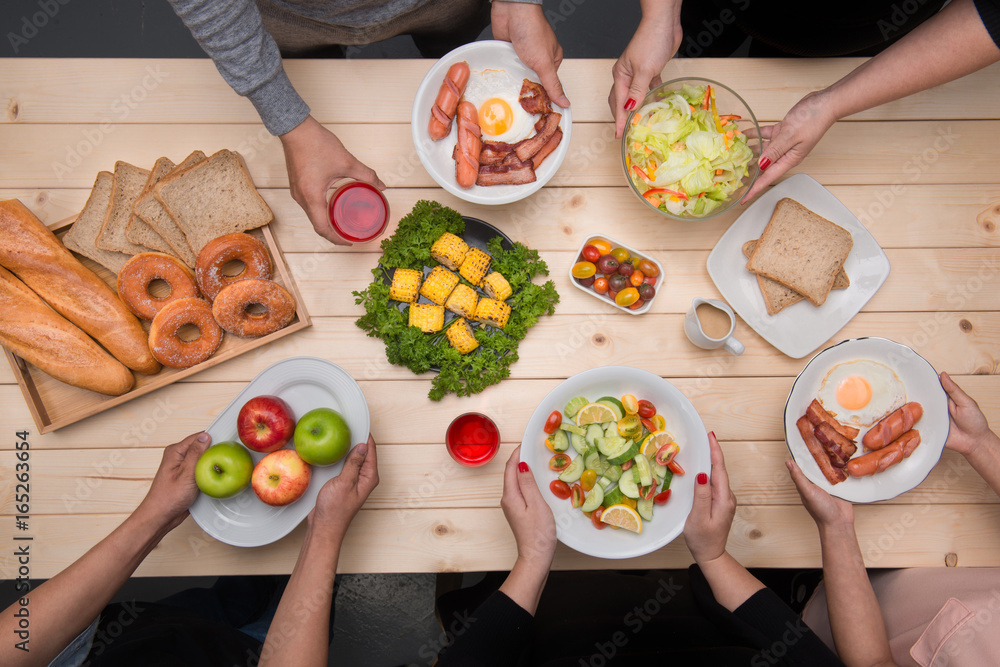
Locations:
549;453;572;471
577;276;595;288
655;443;679;466
591;239;613;256
652;415;667;431
621;459;633;471
621;394;639;415
580;469;597;491
654;490;672;505
638;283;656;301
637;259;659;278
618;414;643;439
642;484;657;501
608;288;619;301
615;287;640;307
545;435;558;452
596;255;619;275
629;298;645;310
667;459;686;475
581;245;601;263
608;274;628;292
590;507;607;530
610;247;630;263
629;270;645;287
640;417;656;433
549;480;572;500
643;274;657;287
637;399;656;419
571;483;585;508
572;261;597;279
543;410;562;434
593;277;609;294
617;261;634;277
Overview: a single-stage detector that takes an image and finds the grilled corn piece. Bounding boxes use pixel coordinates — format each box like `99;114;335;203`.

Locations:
445;283;478;319
459;248;492;286
389;268;423;303
419;266;460;305
481;271;512;301
446;318;479;354
474;298;511;329
431;232;469;270
408;303;445;333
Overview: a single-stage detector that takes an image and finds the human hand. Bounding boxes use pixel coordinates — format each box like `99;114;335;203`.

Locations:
610;6;683;138
941;371;998;458
280;116;386;246
313;434;379;538
491;1;570;108
743;91;839;201
138;432;212;531
786;459;854;530
501;447;557;569
684;432;737;564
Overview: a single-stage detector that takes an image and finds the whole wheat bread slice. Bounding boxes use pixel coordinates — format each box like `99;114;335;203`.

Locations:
62;171;131;274
97;161;156;255
125;157;179;258
743;239;850;315
153;149;273;256
745;199;853;307
134;150;206;267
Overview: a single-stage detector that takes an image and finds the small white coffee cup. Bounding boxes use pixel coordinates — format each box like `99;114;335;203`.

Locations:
684;297;744;356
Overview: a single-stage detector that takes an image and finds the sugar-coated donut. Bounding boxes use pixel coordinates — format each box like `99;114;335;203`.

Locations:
117;252;200;320
149;297;223;369
195;233;273;301
212;279;295;338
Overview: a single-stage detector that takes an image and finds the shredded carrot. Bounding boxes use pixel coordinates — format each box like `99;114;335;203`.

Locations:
644;193;661;207
633;142;642;151
643;146;653;156
631;114;640;125
715;169;724;176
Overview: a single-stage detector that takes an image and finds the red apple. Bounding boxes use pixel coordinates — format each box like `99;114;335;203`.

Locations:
238;395;295;453
251;449;311;506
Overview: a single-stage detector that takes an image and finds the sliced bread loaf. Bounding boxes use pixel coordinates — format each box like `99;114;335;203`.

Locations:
125;157;179;257
134;150;206;267
62;171;131;274
97;161;155;255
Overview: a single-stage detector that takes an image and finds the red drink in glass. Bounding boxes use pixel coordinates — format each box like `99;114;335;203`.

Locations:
328;181;389;243
446;413;500;467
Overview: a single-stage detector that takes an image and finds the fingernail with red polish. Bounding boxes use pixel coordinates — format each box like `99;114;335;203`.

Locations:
759;156;771;171
518;462;529;473
697;473;708;485
624;98;637;111
709;431;716;440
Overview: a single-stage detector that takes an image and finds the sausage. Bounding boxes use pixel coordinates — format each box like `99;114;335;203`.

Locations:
805;399;860;441
428;61;471;141
848;430;921;477
814;422;858;468
454;101;482;189
797;416;847;485
862;402;924;450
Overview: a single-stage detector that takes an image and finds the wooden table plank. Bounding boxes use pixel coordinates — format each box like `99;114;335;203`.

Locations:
4;58;999;125
1;121;996;190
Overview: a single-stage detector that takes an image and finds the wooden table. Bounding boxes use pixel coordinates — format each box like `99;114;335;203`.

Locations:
1;58;998;578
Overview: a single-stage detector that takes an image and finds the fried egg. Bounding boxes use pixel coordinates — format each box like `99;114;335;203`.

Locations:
817;360;906;427
463;69;538;143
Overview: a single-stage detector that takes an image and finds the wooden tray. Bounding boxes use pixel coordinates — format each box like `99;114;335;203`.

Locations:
4;220;311;434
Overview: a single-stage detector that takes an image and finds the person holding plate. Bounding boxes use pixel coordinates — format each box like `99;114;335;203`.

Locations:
165;0;570;246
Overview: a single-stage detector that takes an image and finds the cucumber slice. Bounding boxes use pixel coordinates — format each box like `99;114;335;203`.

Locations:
584;450;601;472
547;429;568;452
607;441;639;466
597;396;625;419
661;468;674;491
632;466;641;485
559;422;585;436
602;486;624;507
595;436;625;457
585;424;604;449
619;467;640;499
637;498;654;521
564;396;589;418
651;461;667;480
603;422;618;439
594;454;610;476
570;432;590;456
581;483;604;512
603;464;622;482
634;453;653;487
598;476;613;490
558;456;584;483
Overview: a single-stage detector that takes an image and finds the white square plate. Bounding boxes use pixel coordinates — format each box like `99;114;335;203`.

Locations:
706;174;890;358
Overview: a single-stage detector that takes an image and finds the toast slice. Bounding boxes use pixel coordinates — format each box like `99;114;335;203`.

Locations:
97;161;155;255
153;149;273;256
125;157;178;257
133;150;206;267
743;239;850;315
62;171;131;274
745;199;853;307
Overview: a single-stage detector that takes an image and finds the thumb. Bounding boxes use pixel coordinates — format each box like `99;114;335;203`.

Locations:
339;443;368;484
536;63;570;110
757;121;796;172
346;160;386;191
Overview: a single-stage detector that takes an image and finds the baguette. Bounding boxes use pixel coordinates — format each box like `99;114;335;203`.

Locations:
0;199;161;375
0;266;134;395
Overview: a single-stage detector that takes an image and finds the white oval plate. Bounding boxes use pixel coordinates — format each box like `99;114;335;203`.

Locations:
784;337;949;503
190;357;370;547
520;366;710;559
410;40;572;205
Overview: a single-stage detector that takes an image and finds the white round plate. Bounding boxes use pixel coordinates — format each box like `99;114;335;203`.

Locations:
520;366;710;559
190;357;370;547
784;337;949;503
411;40;572;205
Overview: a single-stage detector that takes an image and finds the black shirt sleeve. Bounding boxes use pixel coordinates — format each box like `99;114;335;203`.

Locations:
975;0;1000;47
435;590;533;666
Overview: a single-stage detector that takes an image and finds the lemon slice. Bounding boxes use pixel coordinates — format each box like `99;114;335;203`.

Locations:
575;403;617;425
601;504;643;533
641;431;676;459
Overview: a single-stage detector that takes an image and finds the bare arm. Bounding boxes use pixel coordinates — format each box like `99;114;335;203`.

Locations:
941;371;1000;496
0;433;211;667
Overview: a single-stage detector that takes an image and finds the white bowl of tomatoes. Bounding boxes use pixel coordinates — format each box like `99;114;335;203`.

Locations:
569;235;664;315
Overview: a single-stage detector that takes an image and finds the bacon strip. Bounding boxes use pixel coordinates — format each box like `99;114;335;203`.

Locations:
805;399;860;441
515;112;561;162
476;162;536;186
519;79;551;115
530;128;562;169
480;141;515;166
797;415;847;485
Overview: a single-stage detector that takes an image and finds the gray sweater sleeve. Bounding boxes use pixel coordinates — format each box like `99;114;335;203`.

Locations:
167;0;310;135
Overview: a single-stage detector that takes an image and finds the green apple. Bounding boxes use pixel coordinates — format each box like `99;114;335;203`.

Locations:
294;408;351;466
195;441;253;498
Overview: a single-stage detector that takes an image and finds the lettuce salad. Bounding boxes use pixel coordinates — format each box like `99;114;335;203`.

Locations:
625;84;753;217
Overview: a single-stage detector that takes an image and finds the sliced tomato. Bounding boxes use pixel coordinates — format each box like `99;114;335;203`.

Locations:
637;400;656;419
651;415;667;431
667;459;686;475
549;453;572;471
571;484;585;508
580;469;597;491
640;417;656;433
642;485;656;501
549;480;572;500
621;459;633;471
543;410;562;434
654;490;672;505
655;443;679;466
590;507;607;530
